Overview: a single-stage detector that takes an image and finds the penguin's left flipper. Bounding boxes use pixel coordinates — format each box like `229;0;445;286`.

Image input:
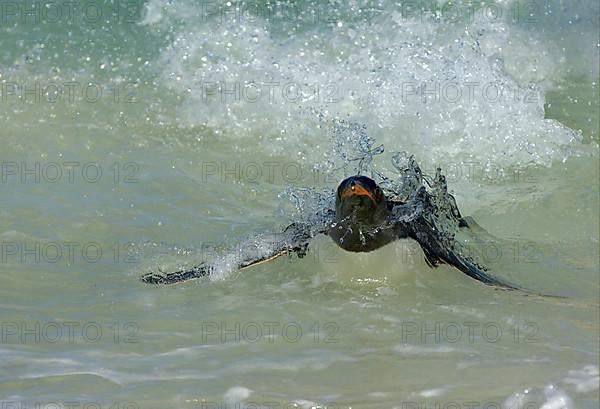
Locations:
404;216;525;291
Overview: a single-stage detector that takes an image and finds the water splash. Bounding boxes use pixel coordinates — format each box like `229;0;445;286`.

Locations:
321;118;385;178
281;120;465;256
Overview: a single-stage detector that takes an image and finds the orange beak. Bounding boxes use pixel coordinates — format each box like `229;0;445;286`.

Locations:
340;182;374;201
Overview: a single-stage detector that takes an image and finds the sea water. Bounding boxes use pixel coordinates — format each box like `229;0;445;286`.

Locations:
0;0;598;408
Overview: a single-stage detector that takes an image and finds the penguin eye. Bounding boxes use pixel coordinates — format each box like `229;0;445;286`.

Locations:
350;181;356;191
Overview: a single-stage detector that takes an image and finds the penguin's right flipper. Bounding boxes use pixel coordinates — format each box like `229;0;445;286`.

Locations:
141;223;315;285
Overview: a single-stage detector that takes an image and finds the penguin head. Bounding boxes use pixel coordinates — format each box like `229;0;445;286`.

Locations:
335;175;387;224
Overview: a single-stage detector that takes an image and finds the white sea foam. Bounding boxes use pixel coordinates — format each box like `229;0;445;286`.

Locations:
504;366;599;409
562;365;599;393
144;0;594;168
223;386;253;404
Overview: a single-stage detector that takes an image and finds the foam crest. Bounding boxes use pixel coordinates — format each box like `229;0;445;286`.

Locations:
145;0;591;166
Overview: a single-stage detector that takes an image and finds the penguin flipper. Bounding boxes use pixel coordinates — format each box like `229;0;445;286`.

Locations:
141;223;314;285
141;263;212;285
404;216;521;289
390;189;526;291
